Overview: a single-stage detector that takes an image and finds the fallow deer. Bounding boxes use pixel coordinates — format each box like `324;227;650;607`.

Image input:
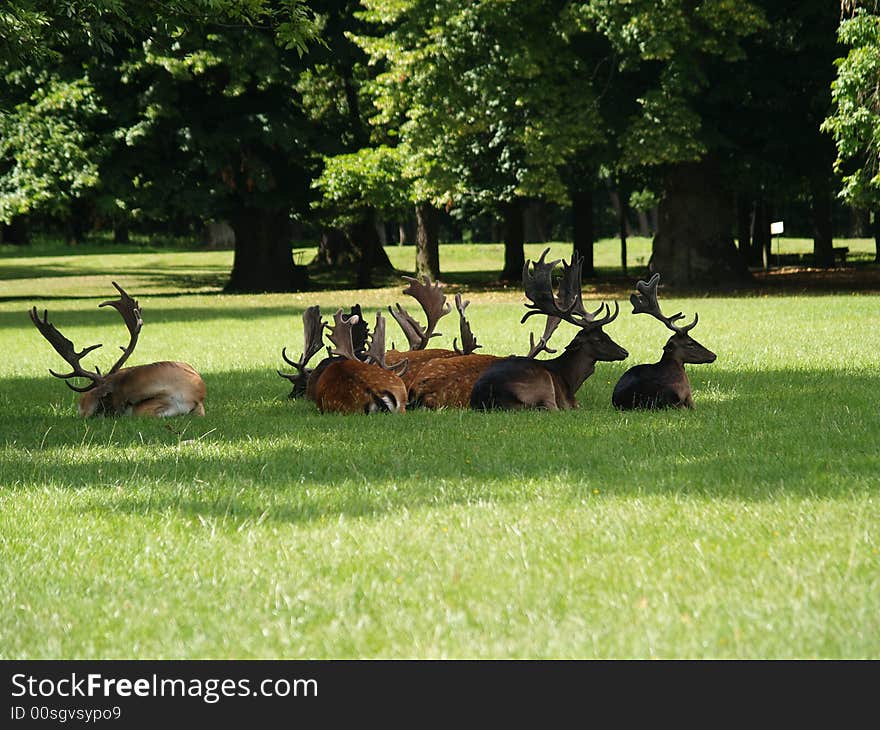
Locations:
312;309;409;414
278;304;367;401
385;276;481;386
611;273;716;410
469;249;628;411
29;282;206;417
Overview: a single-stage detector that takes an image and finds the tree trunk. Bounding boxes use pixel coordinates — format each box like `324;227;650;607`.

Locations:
1;216;30;245
736;195;753;265
874;209;880;264
651;159;752;287
617;186;629;275
753;199;772;270
499;198;526;282
571;189;595;278
348;209;394;288
415;202;440;280
811;178;834;268
523;199;549;242
113;221;130;244
226;207;308;292
314;227;353;267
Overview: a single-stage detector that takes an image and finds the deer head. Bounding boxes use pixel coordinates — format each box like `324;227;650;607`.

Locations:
30;281;144;415
630;274;716;364
278;305;328;398
314;309;409;413
522;249;628;363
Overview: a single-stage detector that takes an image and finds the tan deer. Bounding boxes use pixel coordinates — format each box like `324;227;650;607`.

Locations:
311;309;409;414
29;282;206;417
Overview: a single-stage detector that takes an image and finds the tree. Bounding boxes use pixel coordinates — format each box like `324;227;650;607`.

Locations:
358;0;601;281
579;1;770;286
823;2;880;260
0;74;105;240
0;1;319;291
311;146;409;285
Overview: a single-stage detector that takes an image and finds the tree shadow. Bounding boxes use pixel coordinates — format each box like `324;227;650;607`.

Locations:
1;366;877;529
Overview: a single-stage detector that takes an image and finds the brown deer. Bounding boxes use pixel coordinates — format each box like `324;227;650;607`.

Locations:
469;249;628;411
311;309;409;414
278;304;368;401
29;282;206;417
611;273;716;410
385;276;481;386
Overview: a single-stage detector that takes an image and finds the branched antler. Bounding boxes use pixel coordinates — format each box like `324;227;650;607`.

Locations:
452;293;481;355
326;309;362;360
365;312;408;375
630;273;697;334
29;307;103;392
525;316;561;359
388;275;451;350
279;305;326;383
98;281;143;375
520;249;619;357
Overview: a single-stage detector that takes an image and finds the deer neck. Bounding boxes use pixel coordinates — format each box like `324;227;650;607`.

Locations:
545;346;597;396
658;351;688;378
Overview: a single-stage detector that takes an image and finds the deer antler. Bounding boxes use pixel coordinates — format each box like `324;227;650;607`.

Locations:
388;275;451;350
525;316;561;359
98;281;143;374
521;249;594;328
520;249;619;348
326;309;363;360
365;312;408;375
630;273;697;334
279;305;327;383
452;293;481;355
28;307;103;392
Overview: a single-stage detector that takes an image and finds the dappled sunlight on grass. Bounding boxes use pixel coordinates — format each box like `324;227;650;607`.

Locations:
1;248;879;659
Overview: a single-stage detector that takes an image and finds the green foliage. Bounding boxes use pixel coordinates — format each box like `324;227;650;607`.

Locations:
0;75;106;222
823;7;880;207
312;145;410;226
356;0;602;211
579;0;767;170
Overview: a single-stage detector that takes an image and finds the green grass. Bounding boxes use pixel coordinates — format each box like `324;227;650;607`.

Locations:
1;244;879;658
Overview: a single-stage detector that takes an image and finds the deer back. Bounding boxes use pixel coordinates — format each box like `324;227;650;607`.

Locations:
407;353;501;409
386;347;460;387
470;357;579;411
313;359;407;414
78;361;207;417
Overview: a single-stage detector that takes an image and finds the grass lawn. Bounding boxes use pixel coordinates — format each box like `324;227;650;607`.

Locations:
0;241;878;658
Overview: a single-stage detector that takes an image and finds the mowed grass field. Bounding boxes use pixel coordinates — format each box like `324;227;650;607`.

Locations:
0;238;878;658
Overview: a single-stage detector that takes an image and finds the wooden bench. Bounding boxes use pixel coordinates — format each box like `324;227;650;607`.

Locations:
834;247;849;264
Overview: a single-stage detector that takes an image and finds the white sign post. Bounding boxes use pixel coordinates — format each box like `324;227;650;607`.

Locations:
770;221;784;268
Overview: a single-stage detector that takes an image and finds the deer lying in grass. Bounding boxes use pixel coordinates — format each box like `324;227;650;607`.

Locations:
406;258;577;409
277;304;367;400
311;309;408;414
385;276;481;385
29;282;206;417
470;250;628;410
611;273;716;410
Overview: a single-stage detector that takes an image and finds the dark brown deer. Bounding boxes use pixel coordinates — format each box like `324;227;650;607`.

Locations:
30;282;206;417
470;250;628;411
611;273;716;410
384;277;481;386
312;309;409;414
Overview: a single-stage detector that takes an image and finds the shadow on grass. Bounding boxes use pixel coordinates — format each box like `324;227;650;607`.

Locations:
1;366;878;528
